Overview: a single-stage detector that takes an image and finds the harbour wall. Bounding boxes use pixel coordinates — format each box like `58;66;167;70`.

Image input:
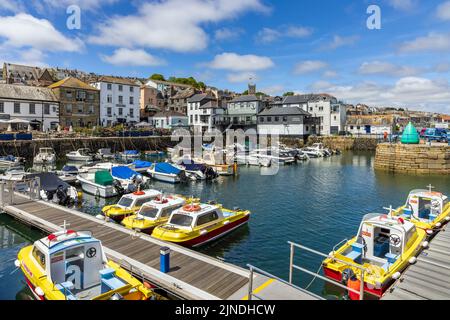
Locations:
305;136;380;151
0;136;175;162
374;143;450;175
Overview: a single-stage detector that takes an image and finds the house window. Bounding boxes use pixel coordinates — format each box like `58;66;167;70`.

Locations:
309;107;313;111
0;102;4;113
260;117;264;123
66;91;73;99
107;107;112;117
195;115;198;123
29;103;36;114
14;102;20;114
76;91;86;101
130;86;134;93
107;94;112;103
275;117;279;122
88;93;94;101
319;107;324;111
130;97;134;105
88;105;94;114
283;116;288;122
77;104;84;113
66;104;72;113
267;117;272;122
118;85;123;92
190;115;193;123
118;96;123;104
107;83;112;90
44;104;50;115
334;116;337;120
130;109;134;117
118;108;123;116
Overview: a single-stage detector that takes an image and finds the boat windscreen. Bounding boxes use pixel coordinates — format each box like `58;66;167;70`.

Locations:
139;206;159;218
169;214;193;227
118;197;134;207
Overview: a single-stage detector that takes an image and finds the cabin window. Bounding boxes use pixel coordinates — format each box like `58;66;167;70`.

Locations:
196;211;219;226
32;247;46;270
135;197;152;207
65;246;84;261
140;206;159;218
118;197;133;207
170;214;193;227
161;207;175;218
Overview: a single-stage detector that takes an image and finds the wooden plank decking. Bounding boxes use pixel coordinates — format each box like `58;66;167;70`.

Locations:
382;225;450;300
1;191;320;300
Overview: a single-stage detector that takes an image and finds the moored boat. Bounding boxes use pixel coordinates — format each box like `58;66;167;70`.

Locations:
33;148;56;165
122;195;186;234
132;160;153;173
26;172;79;206
15;229;153;300
393;186;450;233
152;203;251;247
77;170;123;198
0;155;24;167
66;148;95;162
102;189;162;223
322;211;427;298
96;148;115;160
147;162;186;184
119;150;140;161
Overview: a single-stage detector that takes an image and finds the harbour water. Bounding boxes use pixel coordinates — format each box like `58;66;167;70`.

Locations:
1;151;449;300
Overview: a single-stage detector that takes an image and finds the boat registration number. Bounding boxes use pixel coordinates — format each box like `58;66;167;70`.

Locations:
362;231;372;237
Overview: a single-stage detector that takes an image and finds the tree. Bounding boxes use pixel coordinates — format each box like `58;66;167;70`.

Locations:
150;74;165;81
283;92;295;96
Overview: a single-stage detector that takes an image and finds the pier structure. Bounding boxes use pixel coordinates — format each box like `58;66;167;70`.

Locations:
0;179;320;301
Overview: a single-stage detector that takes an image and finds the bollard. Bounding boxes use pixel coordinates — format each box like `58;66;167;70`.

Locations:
160;247;171;273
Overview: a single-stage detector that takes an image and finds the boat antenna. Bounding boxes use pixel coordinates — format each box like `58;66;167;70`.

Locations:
383;206;394;218
60;220;70;232
427;184;434;193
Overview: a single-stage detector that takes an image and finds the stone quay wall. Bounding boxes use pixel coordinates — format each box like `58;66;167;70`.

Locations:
375;143;450;175
306;136;380;151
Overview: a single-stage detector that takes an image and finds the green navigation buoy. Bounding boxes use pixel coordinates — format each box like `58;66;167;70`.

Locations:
401;122;420;144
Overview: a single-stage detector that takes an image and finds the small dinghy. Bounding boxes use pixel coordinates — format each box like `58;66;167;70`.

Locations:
119;150;140;161
147;163;186;184
26;172;79;206
56;165;80;184
15;229;153;300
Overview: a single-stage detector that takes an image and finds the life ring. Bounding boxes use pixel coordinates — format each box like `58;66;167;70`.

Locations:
134;191;145;196
154;196;168;204
183;204;201;212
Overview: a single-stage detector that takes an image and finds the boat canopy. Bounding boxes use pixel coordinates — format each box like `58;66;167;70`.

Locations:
155;163;182;175
183;163;206;172
0;155;16;161
27;172;69;192
95;170;114;186
111;166;140;180
133;160;152;169
62;165;78;172
124;150;139;155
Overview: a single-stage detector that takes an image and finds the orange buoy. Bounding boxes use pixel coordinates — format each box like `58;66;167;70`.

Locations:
347;277;361;300
134;191;145;196
183;204;201;212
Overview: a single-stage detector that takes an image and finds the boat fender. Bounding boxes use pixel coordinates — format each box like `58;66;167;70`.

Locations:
223;220;230;225
409;257;417;265
426;229;434;235
96;214;105;220
35;287;45;299
436;222;442;228
200;230;208;236
347;276;361;300
445;217;450;222
392;272;401;280
422;241;429;248
14;259;20;268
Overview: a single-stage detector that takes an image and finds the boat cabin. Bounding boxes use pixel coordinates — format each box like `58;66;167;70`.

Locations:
31;230;130;299
167;204;226;230
39;148;55;155
116;190;161;209
344;214;418;271
402;189;449;222
136;196;186;220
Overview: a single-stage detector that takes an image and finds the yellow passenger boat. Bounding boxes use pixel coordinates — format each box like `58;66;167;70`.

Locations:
152;203;250;247
392;186;450;233
15;229;153;300
101;189;161;223
122;195;186;234
322;212;427;298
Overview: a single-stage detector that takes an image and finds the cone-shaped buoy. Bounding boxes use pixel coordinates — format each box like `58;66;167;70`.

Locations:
401;122;420;144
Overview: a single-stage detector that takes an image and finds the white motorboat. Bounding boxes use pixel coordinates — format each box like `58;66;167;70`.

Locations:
236;153;271;167
66;148;95;161
0;155;24;167
77;169;122;198
119;150;141;161
33;148;56;165
147;163;185;184
303;143;332;158
252;149;296;165
0;166;28;191
97;148;116;160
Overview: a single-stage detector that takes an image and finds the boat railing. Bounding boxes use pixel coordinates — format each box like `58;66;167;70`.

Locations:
0;177;41;207
332;238;349;253
246;264;323;301
288;241;369;300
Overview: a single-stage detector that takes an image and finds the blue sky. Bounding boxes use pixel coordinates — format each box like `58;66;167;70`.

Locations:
0;0;449;113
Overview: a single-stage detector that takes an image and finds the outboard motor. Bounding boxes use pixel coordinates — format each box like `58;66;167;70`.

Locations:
113;179;125;195
205;167;218;180
179;171;188;183
56;185;69;206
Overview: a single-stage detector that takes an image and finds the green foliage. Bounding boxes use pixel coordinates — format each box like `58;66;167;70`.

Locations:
149;74;166;81
150;73;206;90
283;92;295;96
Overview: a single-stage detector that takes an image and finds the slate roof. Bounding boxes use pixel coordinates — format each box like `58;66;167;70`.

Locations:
230;95;260;103
0;84;58;102
188;93;215;103
259;107;311;116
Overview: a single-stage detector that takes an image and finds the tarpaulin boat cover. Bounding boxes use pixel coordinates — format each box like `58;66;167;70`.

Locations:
111;166;139;180
26;172;69;192
124;150;139;155
183;163;206;172
155;163;181;175
0;155;16;162
62;165;78;172
133;160;152;169
95;170;114;186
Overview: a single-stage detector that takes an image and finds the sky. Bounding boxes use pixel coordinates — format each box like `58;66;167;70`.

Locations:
0;0;450;113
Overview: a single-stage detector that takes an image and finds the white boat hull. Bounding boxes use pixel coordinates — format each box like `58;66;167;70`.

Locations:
77;176;118;198
67;155;93;161
147;169;180;184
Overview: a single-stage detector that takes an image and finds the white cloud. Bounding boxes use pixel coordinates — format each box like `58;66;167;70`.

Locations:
260;85;284;95
310;77;450;113
89;0;269;52
324;35;359;50
294;60;327;74
359;61;421;77
227;72;258;83
0;0;25;13
0;13;83;52
256;25;312;44
214;28;244;41
207;52;274;72
323;70;338;78
399;32;450;53
387;0;416;11
101;48;165;67
437;1;450;20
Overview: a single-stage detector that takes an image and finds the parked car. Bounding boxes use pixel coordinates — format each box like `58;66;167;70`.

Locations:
424;128;448;142
419;128;427;138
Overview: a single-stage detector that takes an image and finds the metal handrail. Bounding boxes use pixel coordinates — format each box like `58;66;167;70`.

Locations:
332;238;349;253
247;264;323;301
288;241;367;300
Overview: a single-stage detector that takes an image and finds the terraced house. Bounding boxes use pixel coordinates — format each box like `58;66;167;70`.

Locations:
49;77;100;128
